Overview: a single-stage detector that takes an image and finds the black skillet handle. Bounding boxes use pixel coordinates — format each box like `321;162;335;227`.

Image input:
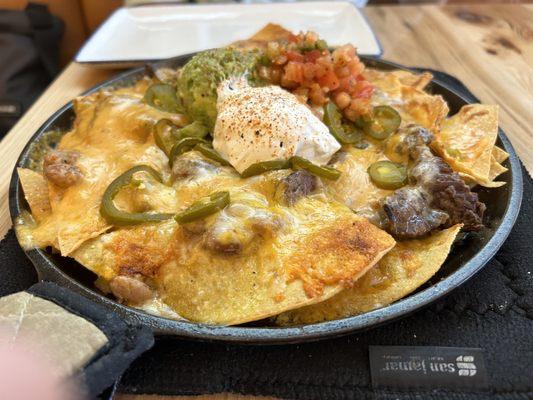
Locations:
8;282;154;398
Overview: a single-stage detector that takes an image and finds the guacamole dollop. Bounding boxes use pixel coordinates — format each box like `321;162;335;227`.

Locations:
178;48;257;131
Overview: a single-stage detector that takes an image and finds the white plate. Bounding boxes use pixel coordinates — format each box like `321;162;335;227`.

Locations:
75;1;381;66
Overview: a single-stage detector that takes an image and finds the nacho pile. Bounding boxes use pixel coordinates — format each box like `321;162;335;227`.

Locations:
15;25;507;326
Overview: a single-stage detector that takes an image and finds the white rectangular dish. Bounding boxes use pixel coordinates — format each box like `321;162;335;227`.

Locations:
75;1;381;66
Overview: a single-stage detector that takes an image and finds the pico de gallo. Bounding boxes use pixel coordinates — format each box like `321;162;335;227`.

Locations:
256;31;374;121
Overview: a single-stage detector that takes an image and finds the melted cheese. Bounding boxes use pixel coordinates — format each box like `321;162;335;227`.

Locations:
19;70;444;324
27;78;186;255
326;143;392;223
213;78;340;173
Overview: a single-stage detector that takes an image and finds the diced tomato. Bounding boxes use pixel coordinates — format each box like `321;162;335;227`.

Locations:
354;80;374;99
286;51;305;63
314;64;327;79
307;83;326;105
284;61;305;84
332;44;356;66
338;76;356;93
315;56;331;68
348;59;364;76
303;62;316;80
260;31;374;118
304;50;322;63
316;70;339;91
335;66;350;78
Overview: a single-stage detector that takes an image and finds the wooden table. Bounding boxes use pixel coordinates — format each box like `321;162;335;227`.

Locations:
1;4;531;399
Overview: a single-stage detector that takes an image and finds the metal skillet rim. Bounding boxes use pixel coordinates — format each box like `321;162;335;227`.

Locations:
9;54;523;344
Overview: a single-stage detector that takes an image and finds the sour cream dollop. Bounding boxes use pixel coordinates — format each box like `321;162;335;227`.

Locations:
212;78;341;174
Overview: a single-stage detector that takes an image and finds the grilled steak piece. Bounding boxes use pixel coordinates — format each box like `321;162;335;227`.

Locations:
283;169;317;205
43;149;82;188
413;146;485;231
383;187;448;239
382;124;485;239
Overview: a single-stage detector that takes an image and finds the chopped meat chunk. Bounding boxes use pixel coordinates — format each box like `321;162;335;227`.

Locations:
402;123;433;154
382;124;485;238
283;170;317;205
383;187;448;239
204;203;281;255
205;230;246;254
423;159;485;230
43;149;82;188
109;275;154;305
172;154;218;180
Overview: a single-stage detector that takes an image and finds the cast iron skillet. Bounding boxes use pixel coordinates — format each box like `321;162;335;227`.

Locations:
9;54;523;344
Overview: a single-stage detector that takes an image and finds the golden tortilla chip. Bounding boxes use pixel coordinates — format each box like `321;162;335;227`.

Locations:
433;104;499;184
364;69;433;93
163;212;394;325
275;224;462;326
73;198;395;325
402;87;449;132
492;145;509;164
459;155;507;188
27;81;176;256
17;168;51;222
231;23;292;51
59;223;111;258
489;156;508;181
364;69;404;98
327;144;393;213
393;70;433;91
365;69;448;132
250;23;292;42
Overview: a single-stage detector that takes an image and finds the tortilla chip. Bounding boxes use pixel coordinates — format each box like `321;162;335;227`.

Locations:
393;70;433;91
250;23;292;42
327;144;393;213
162;215;394;325
402;88;449;132
275;224;462;326
492;145;509;164
231;23;292;51
489;157;508;181
73;199;395;325
364;69;433;93
365;69;448;132
27;82;175;256
364;69;404;98
17;168;51;222
59;224;111;258
459;154;508;188
433;104;499;184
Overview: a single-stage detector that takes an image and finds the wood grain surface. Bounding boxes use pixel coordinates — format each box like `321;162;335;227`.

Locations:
366;4;533;177
0;4;531;399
